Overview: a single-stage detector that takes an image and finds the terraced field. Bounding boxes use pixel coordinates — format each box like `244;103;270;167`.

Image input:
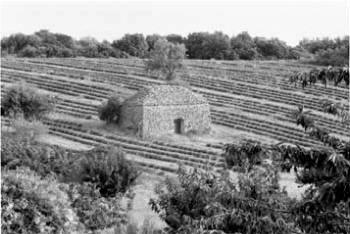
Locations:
1;57;349;175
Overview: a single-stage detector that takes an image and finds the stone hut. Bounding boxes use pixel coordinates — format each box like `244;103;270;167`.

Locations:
120;84;211;138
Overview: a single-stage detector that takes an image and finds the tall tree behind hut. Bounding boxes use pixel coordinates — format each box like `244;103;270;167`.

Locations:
145;39;186;81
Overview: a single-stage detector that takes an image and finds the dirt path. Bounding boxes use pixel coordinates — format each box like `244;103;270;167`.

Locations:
127;173;166;229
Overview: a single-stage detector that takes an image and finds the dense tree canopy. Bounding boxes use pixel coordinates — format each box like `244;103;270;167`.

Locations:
1;29;347;64
1;30;127;58
298;36;349;65
231;32;259;60
112;33;148;58
146;34;164;51
145;39;186;80
166;34;185;44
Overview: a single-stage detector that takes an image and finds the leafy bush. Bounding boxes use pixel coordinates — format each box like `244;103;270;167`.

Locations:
2;83;56;120
1;133;78;179
1;167;81;233
274;144;350;233
98;95;124;124
65;182;128;231
1;132;139;232
73;146;140;197
224;140;264;171
150;166;296;234
1;134;139;198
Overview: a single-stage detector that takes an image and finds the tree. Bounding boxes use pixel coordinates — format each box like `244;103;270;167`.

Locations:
314;46;349;66
231;32;259;60
73;146;140;197
146;34;164;51
54;33;75;49
202;31;231;59
186;32;231;60
255;37;289;59
77;37;99;57
145;39;186;81
98;95;124;124
112;33;148;57
166;34;185;44
2;84;56;120
185;32;208;59
1;33;41;54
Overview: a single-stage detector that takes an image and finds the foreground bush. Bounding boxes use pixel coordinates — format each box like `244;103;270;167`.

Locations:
2;134;139;197
98;96;124;124
65;183;128;231
73;146;140;197
1;83;56;120
150;166;296;234
1;167;81;233
224;140;264;171
1;133;77;179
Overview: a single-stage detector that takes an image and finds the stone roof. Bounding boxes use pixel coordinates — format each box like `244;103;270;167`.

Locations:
124;84;208;106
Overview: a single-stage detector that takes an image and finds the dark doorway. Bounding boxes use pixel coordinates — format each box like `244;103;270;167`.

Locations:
174;118;184;134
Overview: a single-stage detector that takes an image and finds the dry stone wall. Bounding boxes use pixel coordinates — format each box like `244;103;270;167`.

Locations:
142;103;211;138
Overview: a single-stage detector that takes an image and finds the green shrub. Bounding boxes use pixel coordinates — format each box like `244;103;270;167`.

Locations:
1;135;138;233
224;140;264;171
150;166;296;234
98;96;124;124
1;134;78;179
1;167;81;233
73;146;140;197
2;83;56;120
65;182;128;231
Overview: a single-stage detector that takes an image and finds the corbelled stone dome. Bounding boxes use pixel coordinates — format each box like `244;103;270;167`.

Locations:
123;84;207;106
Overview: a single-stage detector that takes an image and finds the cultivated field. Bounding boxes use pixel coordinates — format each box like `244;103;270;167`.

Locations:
1;57;349;176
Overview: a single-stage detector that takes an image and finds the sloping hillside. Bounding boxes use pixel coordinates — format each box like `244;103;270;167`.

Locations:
2;58;349;174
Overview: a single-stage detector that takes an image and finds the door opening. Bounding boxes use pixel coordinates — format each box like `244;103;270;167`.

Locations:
174;118;184;134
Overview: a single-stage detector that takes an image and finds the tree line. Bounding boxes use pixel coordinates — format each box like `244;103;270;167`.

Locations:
1;29;348;65
298;37;349;66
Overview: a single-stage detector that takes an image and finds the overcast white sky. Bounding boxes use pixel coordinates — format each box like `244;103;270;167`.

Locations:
0;0;348;46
